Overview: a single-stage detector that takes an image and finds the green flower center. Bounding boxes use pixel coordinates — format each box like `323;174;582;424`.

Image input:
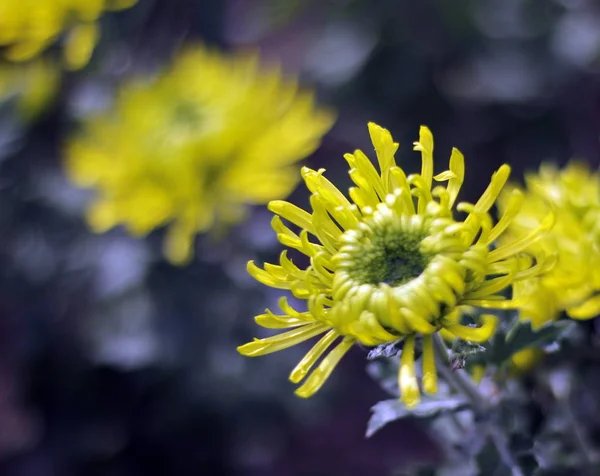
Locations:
341;221;431;287
173;101;204;127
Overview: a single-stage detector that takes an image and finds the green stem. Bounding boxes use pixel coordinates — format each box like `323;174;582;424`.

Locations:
432;333;524;476
432;333;488;413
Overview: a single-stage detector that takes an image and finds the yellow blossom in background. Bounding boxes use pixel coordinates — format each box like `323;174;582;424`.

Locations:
498;162;600;328
510;347;545;375
65;46;335;264
238;123;553;407
0;59;60;120
0;0;137;69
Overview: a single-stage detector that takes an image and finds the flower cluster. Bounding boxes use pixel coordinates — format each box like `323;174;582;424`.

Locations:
0;0;137;69
65;45;335;264
498;161;600;328
238;123;553;407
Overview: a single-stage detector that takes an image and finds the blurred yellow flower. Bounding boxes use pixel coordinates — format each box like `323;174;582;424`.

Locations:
0;59;60;119
510;347;544;375
65;46;335;264
499;162;600;328
0;0;137;69
238;123;553;407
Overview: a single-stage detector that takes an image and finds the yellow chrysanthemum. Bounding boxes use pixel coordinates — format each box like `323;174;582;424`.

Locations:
0;58;60;119
238;123;553;407
498;161;600;328
65;46;335;264
0;0;137;69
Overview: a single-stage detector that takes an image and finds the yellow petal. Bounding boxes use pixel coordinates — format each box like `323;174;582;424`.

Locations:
64;23;99;70
237;322;330;357
268;200;313;231
441;314;497;343
289;330;339;383
398;335;420;407
422;335;437;394
413;125;434;192
566;295;600;320
294;336;355;397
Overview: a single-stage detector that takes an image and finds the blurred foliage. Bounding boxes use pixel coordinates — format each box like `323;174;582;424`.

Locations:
366;313;600;475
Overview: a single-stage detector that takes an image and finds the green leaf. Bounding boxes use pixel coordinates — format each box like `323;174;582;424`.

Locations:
366;396;469;437
486;320;575;366
367;338;404;360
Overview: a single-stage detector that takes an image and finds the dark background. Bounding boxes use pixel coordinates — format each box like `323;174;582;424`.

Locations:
0;0;599;475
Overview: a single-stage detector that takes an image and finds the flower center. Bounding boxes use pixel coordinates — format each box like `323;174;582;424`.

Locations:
336;213;432;288
349;231;429;286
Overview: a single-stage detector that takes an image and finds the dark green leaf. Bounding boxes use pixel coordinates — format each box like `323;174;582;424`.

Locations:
486;321;575;366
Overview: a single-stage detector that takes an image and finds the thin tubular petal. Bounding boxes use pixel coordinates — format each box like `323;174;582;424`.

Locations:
289;330;340;383
485;189;524;244
488;211;555;262
463;273;516;300
447;148;465;207
422;335;437;394
255;309;312;328
294;337;355;397
399;335;420;407
401;308;439;334
390;167;415;214
301;166;353;210
247;261;293;289
441;314;497;342
413;125;434;191
361;311;401;342
269;200;314;231
237;322;330;356
512;253;557;281
462;299;520;309
475;165;512;213
368;122;399;194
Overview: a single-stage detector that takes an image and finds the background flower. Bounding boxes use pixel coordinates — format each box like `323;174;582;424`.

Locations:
499;162;600;327
65;45;335;264
0;0;137;69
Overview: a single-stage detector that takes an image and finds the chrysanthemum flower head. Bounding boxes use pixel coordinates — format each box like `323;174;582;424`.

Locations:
498;161;600;327
0;58;59;119
65;45;335;264
0;0;137;69
238;123;553;407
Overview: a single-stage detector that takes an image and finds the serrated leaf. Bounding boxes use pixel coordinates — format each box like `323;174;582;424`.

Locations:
366;396;469;437
367;339;404;360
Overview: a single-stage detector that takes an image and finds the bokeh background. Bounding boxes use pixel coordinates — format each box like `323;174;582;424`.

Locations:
1;0;600;475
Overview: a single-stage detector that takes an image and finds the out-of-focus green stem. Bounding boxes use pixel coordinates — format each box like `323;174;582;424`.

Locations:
432;333;489;413
432;333;524;476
